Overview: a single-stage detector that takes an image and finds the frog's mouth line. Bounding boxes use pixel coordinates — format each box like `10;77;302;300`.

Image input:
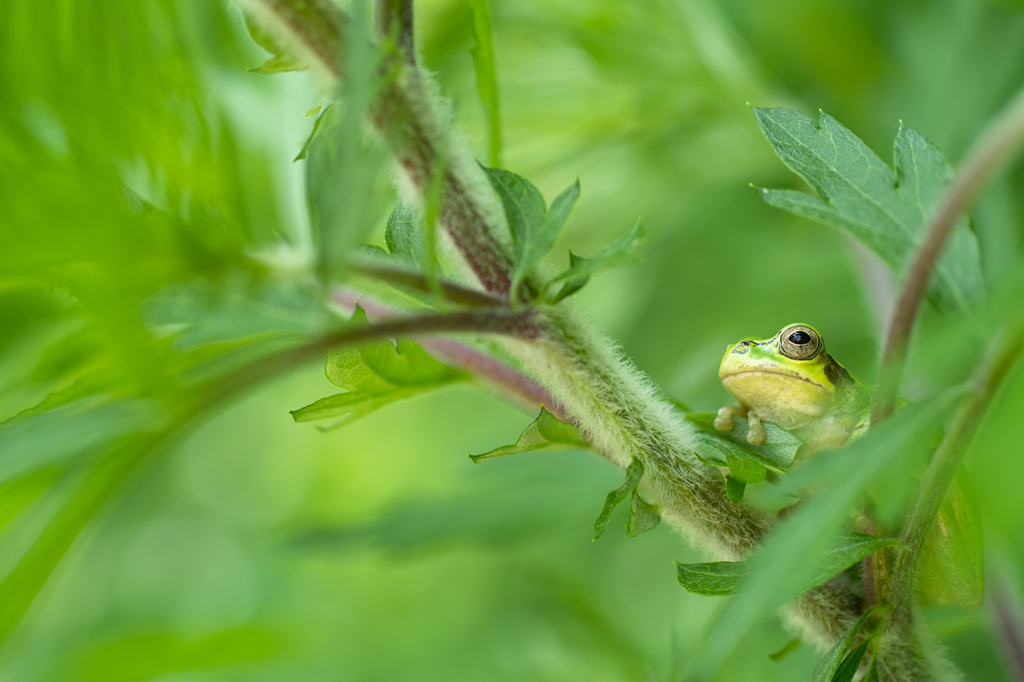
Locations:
720;369;825;389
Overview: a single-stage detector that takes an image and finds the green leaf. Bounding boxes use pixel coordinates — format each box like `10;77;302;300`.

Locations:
545;219;647;298
676;561;749;597
831;639;871;682
626;489;660;537
752;108;984;312
249;54;304;74
808;608;875;682
548;251;590;303
469;0;502;167
294;101;333;162
687;412;802;469
384;200;421;262
593;457;644;540
480;166;547;299
244;15;306;72
675;533;897;598
306;0;383;282
688;425;783;486
725;476;746;502
470;406;588;462
291;335;467;427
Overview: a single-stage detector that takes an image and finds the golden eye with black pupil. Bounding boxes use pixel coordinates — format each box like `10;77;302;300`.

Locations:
779;325;822;360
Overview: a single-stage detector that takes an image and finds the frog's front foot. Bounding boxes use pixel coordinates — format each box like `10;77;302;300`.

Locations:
714;406;742;432
746;410;766;445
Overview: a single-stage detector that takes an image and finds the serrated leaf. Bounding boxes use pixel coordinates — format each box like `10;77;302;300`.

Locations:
753;108;984;312
626;489;660;537
481;167;547;298
292;335;467;427
593;457;643;540
545;219;646;299
470;407;587;462
687;412;802;468
808;608;875;682
676;533;898;598
676;561;750;597
249;54;304;74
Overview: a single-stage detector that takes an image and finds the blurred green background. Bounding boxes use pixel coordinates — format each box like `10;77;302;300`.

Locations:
2;0;1024;680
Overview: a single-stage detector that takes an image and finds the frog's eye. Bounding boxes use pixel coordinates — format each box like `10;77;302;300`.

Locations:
779;325;822;361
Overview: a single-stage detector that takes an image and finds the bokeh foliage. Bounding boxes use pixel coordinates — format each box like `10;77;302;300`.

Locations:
1;0;1024;680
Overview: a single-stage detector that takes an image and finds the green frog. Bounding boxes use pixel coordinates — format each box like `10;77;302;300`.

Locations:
713;323;984;610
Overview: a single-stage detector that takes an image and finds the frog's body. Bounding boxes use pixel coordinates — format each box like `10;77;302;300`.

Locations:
714;323;984;610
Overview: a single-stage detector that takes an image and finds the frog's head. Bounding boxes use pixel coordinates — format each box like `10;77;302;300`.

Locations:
718;324;854;424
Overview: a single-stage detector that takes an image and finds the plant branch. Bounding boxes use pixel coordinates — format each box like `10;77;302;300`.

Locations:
236;0;864;655
872;83;1024;425
886;329;1024;630
347;258;507;307
329;288;565;419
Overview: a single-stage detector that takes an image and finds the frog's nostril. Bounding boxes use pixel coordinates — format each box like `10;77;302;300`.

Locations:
732;342;750;355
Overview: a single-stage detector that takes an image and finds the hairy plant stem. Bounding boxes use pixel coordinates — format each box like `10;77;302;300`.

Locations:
872;83;1024;425
234;0;866;658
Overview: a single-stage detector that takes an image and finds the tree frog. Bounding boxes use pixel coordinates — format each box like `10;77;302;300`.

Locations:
714;323;984;609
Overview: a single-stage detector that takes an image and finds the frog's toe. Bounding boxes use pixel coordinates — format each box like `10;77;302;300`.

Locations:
746;413;766;445
714;407;735;432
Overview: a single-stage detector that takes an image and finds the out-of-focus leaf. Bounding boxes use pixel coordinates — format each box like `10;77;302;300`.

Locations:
768;638;801;662
384;200;428;264
753;108;984;312
626;489;660;537
291;334;467;427
294;101;334;162
918;465;985;609
545;219;646;300
808;608;876;682
470;406;588;462
469;0;502;167
687;412;802;468
306;0;383;282
593;457;643;540
0;398;163;484
249;54;304;74
244;14;306;73
143;279;330;350
697;392;961;676
676;561;749;597
675;533;897;598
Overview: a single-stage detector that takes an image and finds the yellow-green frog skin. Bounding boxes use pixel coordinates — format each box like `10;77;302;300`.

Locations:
714;323;869;456
714;323;984;610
